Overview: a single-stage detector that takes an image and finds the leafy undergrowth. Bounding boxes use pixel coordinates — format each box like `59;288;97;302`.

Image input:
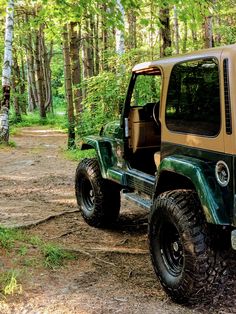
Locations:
63;148;96;161
10;111;68;134
0;226;77;297
0;141;16;149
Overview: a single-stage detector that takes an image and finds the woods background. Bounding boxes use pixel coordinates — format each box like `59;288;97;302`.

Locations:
0;0;235;147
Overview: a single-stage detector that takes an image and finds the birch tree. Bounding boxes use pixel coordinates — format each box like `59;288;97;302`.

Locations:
115;0;125;56
0;0;14;144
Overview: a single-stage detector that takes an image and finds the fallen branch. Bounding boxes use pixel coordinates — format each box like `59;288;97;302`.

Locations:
16;209;80;229
67;246;148;255
63;245;148;268
65;247;117;267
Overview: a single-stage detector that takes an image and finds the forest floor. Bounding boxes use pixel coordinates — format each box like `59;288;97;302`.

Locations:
0;126;235;314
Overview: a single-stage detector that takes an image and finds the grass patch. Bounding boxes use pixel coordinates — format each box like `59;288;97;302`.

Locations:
0;269;22;296
42;243;76;269
0;227;76;296
28;235;43;247
17;245;28;256
64;148;96;161
10;111;68;131
0;227;25;250
0;140;16;149
8;140;16;147
0;227;75;268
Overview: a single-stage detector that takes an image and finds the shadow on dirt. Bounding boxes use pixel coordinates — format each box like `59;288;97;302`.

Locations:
114;212;149;234
113;212;236;314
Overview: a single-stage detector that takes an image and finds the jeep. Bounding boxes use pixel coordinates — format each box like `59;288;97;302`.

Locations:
75;44;236;304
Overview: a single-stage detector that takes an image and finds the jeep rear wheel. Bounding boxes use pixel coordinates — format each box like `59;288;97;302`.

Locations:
75;158;120;227
148;190;227;304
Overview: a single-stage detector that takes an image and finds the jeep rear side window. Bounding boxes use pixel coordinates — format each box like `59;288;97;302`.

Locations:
165;58;221;136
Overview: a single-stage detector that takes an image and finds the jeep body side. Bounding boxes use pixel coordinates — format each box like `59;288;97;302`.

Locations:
75;44;236;304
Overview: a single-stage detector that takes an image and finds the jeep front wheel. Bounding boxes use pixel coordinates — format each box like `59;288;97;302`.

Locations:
75;158;120;227
148;190;227;304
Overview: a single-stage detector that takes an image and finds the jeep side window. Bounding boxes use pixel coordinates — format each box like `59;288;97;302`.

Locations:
165;58;221;136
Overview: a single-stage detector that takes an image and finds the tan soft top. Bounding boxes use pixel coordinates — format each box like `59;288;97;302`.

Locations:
132;44;236;73
131;43;236;155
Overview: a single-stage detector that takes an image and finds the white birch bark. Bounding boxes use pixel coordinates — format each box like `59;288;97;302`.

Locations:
115;0;125;55
2;0;14;87
0;107;9;140
0;0;14;143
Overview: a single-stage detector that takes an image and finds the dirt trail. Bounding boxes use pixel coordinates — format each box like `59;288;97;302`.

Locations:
0;128;77;228
0;127;235;314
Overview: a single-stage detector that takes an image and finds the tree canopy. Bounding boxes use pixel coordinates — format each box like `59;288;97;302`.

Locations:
0;0;235;146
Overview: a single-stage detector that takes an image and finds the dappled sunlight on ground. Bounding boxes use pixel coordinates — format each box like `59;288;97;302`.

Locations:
0;126;235;313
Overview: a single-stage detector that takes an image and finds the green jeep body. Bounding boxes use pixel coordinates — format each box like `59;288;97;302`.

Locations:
75;44;236;305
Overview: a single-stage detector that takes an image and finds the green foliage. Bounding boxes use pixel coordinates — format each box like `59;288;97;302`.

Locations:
50;46;65;98
28;236;43;247
21;257;39;267
18;245;28;256
78;70;128;137
3;0;236;147
0;270;22;296
77;48;160;138
0;140;16;148
0;226;76;296
10;111;67;131
0;227;24;250
64;148;96;161
42;244;76;269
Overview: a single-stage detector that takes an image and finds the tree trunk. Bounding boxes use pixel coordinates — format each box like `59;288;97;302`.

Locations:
17;31;27;114
173;6;179;54
203;15;214;48
89;15;95;76
115;0;125;56
69;22;83;119
0;0;14;144
215;15;221;45
35;28;46;118
25;35;37;111
149;1;155;60
25;11;38;111
94;13;100;75
82;17;94;79
19;54;27;115
63;24;76;149
127;9;137;50
182;19;188;53
101;4;108;71
40;25;53;112
12;53;21;122
191;29;198;49
159;6;172;57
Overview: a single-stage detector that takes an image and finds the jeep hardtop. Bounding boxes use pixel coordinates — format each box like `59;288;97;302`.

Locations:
75;44;236;304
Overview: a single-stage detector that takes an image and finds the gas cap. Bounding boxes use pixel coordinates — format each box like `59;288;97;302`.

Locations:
215;161;230;187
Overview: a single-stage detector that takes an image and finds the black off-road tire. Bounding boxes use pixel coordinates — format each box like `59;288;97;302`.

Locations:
148;189;228;305
75;158;120;227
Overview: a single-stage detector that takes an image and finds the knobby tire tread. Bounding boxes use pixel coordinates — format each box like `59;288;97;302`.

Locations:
75;158;120;227
149;189;229;305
